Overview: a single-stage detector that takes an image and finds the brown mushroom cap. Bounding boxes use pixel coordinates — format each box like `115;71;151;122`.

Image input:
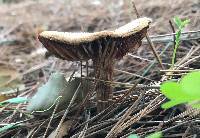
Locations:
38;17;151;61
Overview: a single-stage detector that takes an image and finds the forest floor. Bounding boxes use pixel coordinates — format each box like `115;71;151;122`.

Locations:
0;0;200;137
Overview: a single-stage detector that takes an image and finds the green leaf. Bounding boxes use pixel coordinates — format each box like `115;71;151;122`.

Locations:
173;17;189;29
183;20;189;26
181;19;190;27
160;71;200;109
0;97;28;105
174;16;182;28
175;30;181;44
171;16;189;68
128;134;139;138
180;71;200;98
160;81;188;100
161;100;185;109
146;132;162;138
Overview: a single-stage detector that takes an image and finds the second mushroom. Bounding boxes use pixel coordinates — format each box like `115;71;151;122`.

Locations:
38;17;151;112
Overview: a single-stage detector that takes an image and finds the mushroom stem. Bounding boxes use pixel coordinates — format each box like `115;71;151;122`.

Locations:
93;56;114;112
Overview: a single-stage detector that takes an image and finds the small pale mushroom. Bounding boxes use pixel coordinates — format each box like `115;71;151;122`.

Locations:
38;17;151;112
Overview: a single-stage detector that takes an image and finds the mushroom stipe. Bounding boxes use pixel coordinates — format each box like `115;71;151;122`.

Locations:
38;17;151;112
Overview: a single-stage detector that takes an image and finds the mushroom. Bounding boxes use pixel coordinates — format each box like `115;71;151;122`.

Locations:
38;17;151;112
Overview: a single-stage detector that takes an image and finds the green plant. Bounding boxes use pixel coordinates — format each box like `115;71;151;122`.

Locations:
160;17;200;109
160;71;200;109
171;16;190;68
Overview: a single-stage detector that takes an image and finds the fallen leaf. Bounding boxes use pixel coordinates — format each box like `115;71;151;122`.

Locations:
26;72;91;113
0;64;20;87
0;64;24;102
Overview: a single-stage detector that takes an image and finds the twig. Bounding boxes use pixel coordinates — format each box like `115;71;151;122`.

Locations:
0;22;22;38
118;95;165;137
31;119;49;138
115;69;153;81
131;0;164;69
162;120;195;134
182;124;191;138
176;46;200;68
55;83;81;138
143;30;200;44
78;112;90;138
149;30;200;38
165;73;187;76
43;97;60;138
106;92;144;138
71;119;115;138
142;41;172;77
70;78;97;131
169;20;176;49
74;76;156;89
74;75;144;131
127;53;173;66
165;108;200;124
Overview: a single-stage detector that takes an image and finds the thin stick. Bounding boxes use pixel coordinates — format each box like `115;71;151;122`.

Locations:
78;112;90;138
43;98;60;138
55;83;81;138
115;69;153;81
168;19;177;72
74;76;143;131
131;0;164;70
169;20;176;49
106;92;144;138
149;30;200;38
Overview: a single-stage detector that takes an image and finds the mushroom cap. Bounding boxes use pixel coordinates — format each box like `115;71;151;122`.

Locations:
38;17;151;61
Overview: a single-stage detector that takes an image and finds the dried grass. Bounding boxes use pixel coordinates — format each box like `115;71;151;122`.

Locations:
0;0;200;137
